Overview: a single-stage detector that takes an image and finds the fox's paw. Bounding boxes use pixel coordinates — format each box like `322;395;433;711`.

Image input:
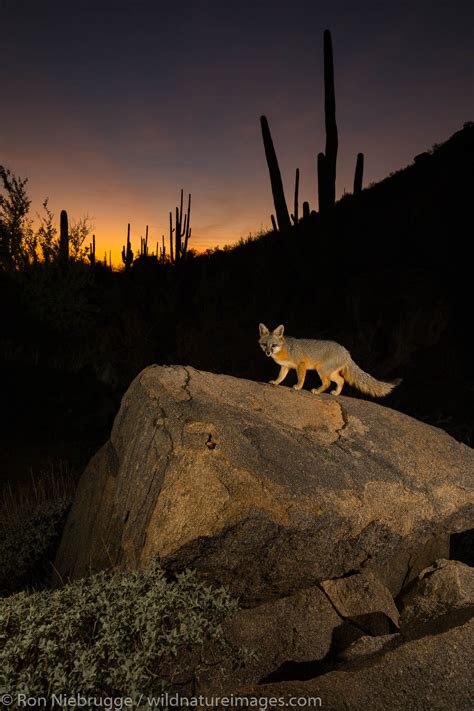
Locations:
293;384;302;391
311;388;321;395
269;380;279;385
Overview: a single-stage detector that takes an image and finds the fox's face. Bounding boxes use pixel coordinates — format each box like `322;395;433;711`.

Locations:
258;323;285;357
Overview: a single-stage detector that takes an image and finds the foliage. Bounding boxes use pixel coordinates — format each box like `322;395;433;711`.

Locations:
69;215;93;261
0;165;33;269
36;199;58;263
0;470;75;595
1;166;92;270
18;260;97;336
0;561;249;697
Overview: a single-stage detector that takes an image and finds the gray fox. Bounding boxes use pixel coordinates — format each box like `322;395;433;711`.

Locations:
259;323;401;397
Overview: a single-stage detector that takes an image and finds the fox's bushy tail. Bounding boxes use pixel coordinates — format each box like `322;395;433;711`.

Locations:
342;360;401;398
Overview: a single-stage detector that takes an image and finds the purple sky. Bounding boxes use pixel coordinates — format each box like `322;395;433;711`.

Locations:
1;0;473;261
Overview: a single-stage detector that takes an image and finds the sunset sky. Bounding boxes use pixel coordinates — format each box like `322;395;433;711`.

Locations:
2;0;473;264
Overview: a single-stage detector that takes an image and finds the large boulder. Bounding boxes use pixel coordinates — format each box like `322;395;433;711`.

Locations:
55;365;474;604
321;571;400;635
400;558;474;629
238;617;474;710
222;586;342;687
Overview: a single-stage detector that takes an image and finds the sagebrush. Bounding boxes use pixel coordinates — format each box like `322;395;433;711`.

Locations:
0;560;248;697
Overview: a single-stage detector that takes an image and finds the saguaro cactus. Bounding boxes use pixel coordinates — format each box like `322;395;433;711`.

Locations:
140;225;149;257
317;153;330;214
169;190;191;264
121;223;133;270
59;210;69;264
302;201;310;224
159;234;166;263
87;234;96;266
324;29;338;207
354;153;364;194
260;115;291;232
317;30;338;214
291;168;300;225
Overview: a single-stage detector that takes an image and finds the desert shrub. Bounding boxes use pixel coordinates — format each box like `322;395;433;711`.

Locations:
0;561;248;697
18;260;97;336
0;471;74;595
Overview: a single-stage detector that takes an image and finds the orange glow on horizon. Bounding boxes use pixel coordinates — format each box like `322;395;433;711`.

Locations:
93;235;249;269
2;1;471;277
23;183;273;269
57;221;267;269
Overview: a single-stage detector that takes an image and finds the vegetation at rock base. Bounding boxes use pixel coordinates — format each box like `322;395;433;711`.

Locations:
0;469;75;596
0;560;249;697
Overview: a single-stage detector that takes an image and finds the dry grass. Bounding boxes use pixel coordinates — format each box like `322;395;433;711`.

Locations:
0;463;76;595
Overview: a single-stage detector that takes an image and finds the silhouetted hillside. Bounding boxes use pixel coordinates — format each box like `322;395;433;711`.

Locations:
334;123;473;268
172;123;473;394
1;124;473;485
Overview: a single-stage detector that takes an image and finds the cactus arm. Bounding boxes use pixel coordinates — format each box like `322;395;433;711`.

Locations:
59;209;69;264
260;115;291;231
291;168;300;225
354;152;364;194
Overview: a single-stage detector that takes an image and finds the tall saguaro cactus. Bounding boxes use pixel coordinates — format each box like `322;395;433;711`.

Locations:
260;115;291;232
159;234;166;263
88;234;96;266
318;29;338;214
59;210;69;265
317;153;329;214
354;153;364;194
140;225;149;257
324;29;338;207
121;223;133;270
169;190;192;264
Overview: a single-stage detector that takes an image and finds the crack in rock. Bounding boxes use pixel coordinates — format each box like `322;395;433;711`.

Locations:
182;366;193;401
335;401;349;440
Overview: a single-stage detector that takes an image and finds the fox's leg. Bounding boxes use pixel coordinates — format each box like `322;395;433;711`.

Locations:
329;370;345;396
293;362;307;390
311;372;331;395
270;365;289;385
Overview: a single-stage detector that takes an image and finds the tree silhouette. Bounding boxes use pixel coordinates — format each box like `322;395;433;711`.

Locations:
0;166;32;269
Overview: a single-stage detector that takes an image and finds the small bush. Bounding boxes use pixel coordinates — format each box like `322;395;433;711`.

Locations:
0;470;74;595
0;560;247;697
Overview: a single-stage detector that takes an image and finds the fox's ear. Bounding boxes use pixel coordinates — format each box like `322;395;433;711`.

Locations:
259;323;270;336
273;324;284;337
